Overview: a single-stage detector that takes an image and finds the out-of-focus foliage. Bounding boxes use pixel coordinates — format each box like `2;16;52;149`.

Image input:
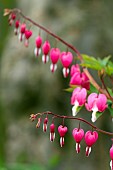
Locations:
1;0;113;170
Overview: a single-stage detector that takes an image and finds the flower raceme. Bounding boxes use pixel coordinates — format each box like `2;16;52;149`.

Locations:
70;64;90;90
110;145;113;170
58;125;68;147
60;52;73;78
72;128;84;153
85;93;108;122
84;130;98;157
71;87;87;116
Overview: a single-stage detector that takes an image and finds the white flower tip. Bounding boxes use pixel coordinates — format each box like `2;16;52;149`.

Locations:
50;64;57;73
42;55;49;63
72;103;79;117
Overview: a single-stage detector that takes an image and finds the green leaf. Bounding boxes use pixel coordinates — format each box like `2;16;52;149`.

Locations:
96;112;103;120
105;61;113;75
107;100;113;117
98;55;111;67
81;54;102;70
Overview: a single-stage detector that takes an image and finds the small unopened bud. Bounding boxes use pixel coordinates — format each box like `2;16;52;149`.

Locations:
50;123;55;142
36;118;41;128
43;117;48;132
30;114;37;121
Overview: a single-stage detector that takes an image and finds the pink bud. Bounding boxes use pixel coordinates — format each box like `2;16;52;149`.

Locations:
14;20;20;35
25;30;32;39
19;23;26;42
36;118;41;128
34;36;42;57
42;41;51;63
50;123;55;142
84;131;98;157
58;125;68;147
72;128;84;153
35;36;42;48
43;117;48;132
11;13;16;20
20;23;26;34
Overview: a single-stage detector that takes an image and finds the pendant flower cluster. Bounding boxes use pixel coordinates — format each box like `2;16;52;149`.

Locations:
71;87;108;122
5;9;113;170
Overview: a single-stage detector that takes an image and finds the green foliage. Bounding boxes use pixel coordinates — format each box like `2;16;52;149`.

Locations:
81;54;113;76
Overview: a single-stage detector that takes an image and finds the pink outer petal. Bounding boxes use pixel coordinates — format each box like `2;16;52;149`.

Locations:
42;41;51;55
71;87;87;106
71;87;81;105
70;64;80;76
35;36;42;48
110;145;113;159
84;131;98;147
72;128;84;143
96;94;108;112
76;88;87;106
70;72;82;86
60;52;73;68
81;72;90;90
85;93;98;111
58;125;68;137
50;48;60;64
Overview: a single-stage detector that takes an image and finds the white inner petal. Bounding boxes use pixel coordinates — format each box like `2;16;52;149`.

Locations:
72;100;79;116
91;105;98;122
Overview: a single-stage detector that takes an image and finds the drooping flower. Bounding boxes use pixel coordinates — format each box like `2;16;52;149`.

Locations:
85;93;108;122
70;64;90;90
50;123;55;142
18;23;26;42
24;29;32;47
34;35;42;57
14;20;20;35
71;87;87;116
110;144;113;170
58;125;68;147
72;128;84;153
43;117;48;132
60;52;73;78
50;48;60;72
84;130;98;157
8;12;16;26
42;40;51;63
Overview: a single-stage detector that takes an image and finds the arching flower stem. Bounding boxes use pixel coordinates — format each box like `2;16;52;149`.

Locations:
30;111;113;136
6;8;112;101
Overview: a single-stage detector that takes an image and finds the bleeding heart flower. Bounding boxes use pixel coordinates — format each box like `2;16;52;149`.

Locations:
24;30;32;47
42;40;51;63
34;35;42;57
60;52;73;78
72;128;84;153
71;87;87;116
43;117;48;132
84;130;98;157
14;20;20;35
85;93;108;122
50;123;55;142
58;125;68;147
19;23;26;42
50;48;60;72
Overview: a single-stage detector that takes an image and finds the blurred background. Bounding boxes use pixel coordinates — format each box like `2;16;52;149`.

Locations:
0;0;113;170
